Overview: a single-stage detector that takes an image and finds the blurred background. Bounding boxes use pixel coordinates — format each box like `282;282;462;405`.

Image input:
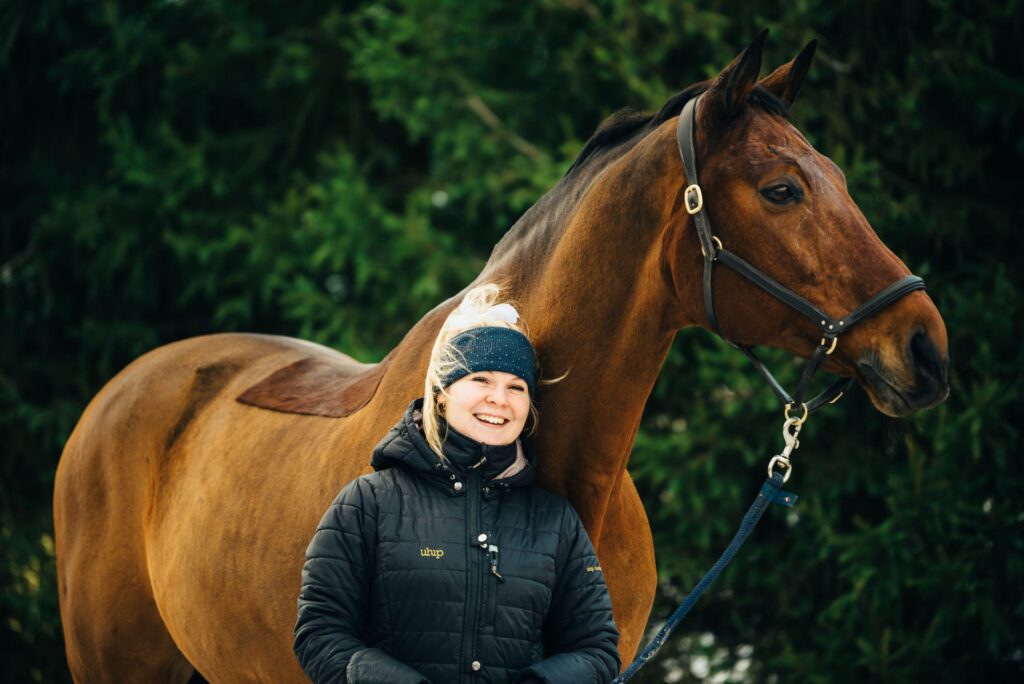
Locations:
2;1;1021;681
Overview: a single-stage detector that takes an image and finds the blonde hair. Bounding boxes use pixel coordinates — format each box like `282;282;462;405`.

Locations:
422;283;538;458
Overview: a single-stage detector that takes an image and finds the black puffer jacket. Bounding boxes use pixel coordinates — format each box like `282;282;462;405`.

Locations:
294;399;620;683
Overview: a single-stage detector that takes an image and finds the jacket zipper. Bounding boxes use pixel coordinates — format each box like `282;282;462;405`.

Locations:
460;468;482;682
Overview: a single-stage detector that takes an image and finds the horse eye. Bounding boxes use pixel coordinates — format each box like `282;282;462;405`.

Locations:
760;183;800;204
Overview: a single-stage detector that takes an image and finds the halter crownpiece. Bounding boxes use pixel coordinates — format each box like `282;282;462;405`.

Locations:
676;94;926;416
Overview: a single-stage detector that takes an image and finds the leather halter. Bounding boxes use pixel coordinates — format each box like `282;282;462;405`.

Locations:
676;95;926;413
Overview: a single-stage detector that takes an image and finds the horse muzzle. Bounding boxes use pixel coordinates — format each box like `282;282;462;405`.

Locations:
857;328;950;417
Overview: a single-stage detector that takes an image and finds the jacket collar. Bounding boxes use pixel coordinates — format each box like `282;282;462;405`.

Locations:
371;399;536;490
435;418;518;479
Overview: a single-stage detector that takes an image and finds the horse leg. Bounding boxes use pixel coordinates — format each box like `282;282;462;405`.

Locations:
598;474;657;666
55;392;198;683
57;568;196;684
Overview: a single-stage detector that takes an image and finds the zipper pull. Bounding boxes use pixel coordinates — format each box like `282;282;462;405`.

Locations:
486;544;505;582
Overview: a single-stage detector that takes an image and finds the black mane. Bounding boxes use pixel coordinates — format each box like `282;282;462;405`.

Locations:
566;83;790;175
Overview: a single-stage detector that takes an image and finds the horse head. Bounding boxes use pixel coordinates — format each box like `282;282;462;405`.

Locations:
664;31;948;417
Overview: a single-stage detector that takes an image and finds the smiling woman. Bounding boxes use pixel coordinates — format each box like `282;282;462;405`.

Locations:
293;284;621;684
421;284;540;456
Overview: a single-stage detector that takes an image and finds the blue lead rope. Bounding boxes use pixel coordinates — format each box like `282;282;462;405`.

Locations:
613;472;798;683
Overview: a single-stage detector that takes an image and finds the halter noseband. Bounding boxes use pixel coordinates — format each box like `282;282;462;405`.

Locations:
676;95;926;416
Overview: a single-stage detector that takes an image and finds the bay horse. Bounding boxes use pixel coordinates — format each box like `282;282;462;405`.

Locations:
55;33;948;683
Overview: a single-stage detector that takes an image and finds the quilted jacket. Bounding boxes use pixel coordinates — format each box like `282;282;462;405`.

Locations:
293;399;620;683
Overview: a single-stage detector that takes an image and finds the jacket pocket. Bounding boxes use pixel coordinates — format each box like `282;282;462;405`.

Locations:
477;560;498;633
484;573;498;628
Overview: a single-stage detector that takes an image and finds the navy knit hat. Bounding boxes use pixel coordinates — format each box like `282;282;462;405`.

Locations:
440;327;537;396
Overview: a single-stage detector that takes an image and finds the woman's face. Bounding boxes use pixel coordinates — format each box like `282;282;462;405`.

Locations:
440;371;531;446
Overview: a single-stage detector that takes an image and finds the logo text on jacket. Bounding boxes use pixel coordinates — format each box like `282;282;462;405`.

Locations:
420;547;445;559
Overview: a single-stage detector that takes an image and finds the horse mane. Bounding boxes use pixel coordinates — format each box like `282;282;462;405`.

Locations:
484;82;790;267
565;82;791;176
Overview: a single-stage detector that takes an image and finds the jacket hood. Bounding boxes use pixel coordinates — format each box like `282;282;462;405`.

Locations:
371;398;536;491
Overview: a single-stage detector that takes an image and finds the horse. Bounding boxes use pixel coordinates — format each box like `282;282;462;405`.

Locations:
54;33;949;683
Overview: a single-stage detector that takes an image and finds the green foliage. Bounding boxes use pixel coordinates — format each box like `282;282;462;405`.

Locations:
2;1;1020;681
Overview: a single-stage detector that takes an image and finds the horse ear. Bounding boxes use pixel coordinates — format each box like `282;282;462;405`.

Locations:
759;39;817;106
700;29;768;125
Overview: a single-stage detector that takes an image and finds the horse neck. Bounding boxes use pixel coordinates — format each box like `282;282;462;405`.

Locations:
482;125;692;534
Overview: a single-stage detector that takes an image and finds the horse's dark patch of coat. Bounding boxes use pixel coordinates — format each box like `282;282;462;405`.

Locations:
165;363;242;451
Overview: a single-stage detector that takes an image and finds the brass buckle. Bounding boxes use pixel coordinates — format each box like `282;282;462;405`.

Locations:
700;235;723;260
684;184;703;214
818;336;838;355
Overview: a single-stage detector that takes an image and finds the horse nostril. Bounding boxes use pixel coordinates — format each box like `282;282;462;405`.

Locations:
909;330;947;388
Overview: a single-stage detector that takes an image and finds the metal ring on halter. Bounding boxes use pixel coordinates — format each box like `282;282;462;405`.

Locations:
700;235;723;260
684;184;704;214
819;336;838;355
784;402;808;425
767;455;792;483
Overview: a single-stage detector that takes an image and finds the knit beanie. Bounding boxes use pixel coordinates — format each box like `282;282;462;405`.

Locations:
440;327;537;396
